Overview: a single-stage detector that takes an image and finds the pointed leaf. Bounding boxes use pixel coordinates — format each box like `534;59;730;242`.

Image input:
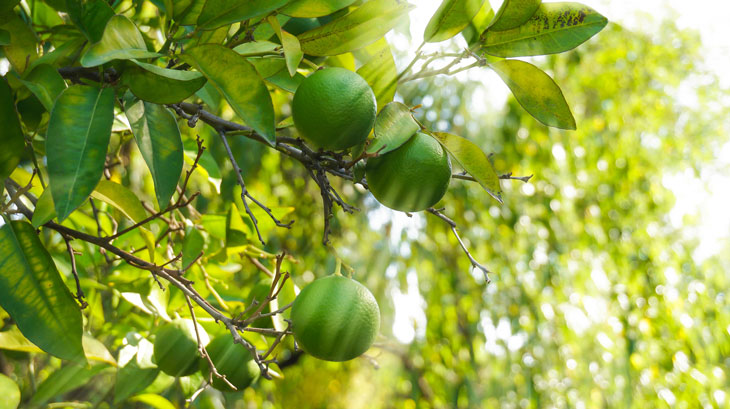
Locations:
182;227;205;269
0;327;114;364
268;16;303;77
122;60;207;104
367;102;419;155
20;63;67;111
233;40;281;57
424;0;483;43
461;0;493;45
429;132;502;203
490;59;575;129
0;221;85;362
130;394;176;409
0;374;20;409
31;188;56;228
80;15;161;67
91;180;149;224
0;77;25;183
480;2;608;57
114;361;159;404
487;0;541;31
356;39;397;110
281;0;357;18
197;0;289;30
124;100;184;208
47;85;114;221
298;0;414;56
182;45;276;145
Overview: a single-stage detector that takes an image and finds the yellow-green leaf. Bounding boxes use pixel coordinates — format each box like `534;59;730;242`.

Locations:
268;16;303;77
80;15;161;67
367;102;419;155
429;132;502;203
356;39;397;111
298;0;414;56
122;60;207;105
20;63;67;111
31;188;56;228
281;0;357;18
0;13;38;73
424;0;483;43
197;0;288;30
490;59;576;129
0;373;20;409
0;77;25;183
487;0;541;31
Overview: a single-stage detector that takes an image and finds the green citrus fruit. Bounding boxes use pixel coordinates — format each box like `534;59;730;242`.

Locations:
290;275;380;362
203;334;260;391
153;319;208;377
365;132;452;212
292;67;376;150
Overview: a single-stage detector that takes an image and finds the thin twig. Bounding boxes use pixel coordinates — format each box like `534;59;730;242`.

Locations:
63;236;88;309
453;172;534;183
427;207;492;283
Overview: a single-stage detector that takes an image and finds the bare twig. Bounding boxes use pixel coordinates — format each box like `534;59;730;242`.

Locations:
62;236;88;309
452;172;534;183
426;207;492;284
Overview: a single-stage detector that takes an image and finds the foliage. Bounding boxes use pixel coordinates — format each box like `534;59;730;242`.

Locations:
1;0;726;408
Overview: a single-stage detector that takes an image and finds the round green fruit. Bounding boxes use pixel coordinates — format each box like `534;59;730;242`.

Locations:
153;319;207;377
203;334;260;391
365;132;452;212
292;67;376;150
290;275;380;362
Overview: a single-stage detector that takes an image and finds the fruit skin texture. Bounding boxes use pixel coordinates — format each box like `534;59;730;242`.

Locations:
292;67;376;150
290;275;380;362
153;319;208;377
203;334;260;391
365;132;452;212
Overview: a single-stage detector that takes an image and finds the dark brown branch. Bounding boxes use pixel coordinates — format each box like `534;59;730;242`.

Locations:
63;236;88;309
452;172;534;183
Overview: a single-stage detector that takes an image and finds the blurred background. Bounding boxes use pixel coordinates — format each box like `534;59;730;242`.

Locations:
233;0;730;407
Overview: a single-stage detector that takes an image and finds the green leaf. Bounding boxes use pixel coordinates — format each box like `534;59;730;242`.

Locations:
31;188;56;228
490;59;576;129
0;373;20;409
429;132;502;203
233;40;281;57
461;0;493;45
66;0;115;43
282;0;356;17
114;361;160;404
0;1;20;16
173;0;206;25
0;329;118;367
268;16;303;77
487;0;541;31
0;77;25;183
125;100;184;208
182;44;276;145
80;15;161;67
480;2;608;57
19;63;67;112
424;0;483;43
0;29;9;46
122;60;207;104
0;221;85;362
298;0;414;56
367;102;420;155
197;0;289;30
182;227;205;269
30;362;109;405
356;39;397;111
0;12;38;74
130;394;176;409
47;85;114;221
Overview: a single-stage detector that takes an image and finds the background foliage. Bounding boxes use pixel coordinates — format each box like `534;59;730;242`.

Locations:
1;0;729;408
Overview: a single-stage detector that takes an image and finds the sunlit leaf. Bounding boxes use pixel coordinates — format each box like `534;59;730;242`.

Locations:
368;102;420;155
125;100;184;208
0;77;25;183
461;0;493;45
31;189;56;227
0;374;20;409
281;0;357;18
183;44;276;145
429;132;502;203
130;394;176;409
424;0;483;43
114;361;159;404
233;40;281;57
268;16;304;77
356;39;397;110
487;0;541;31
47;85;114;221
0;221;85;362
122;60;207;104
182;227;205;269
490;59;576;129
480;2;607;57
0;13;38;73
298;0;414;56
197;0;288;30
30;362;109;405
80;15;161;67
